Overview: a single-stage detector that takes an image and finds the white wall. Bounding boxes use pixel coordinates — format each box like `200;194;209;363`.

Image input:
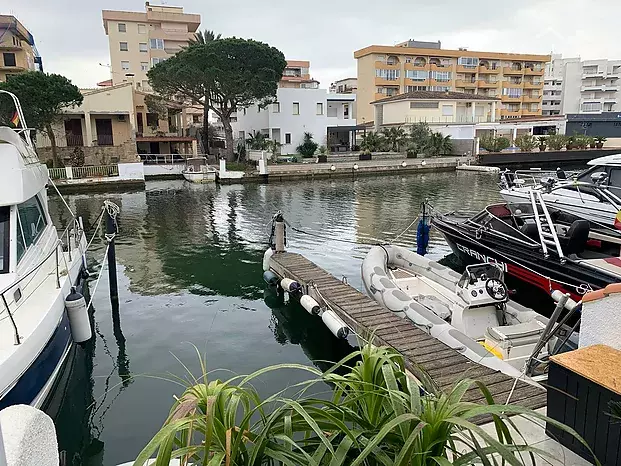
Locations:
233;88;356;154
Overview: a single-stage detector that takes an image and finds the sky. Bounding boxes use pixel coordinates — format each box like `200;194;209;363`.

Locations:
5;0;621;89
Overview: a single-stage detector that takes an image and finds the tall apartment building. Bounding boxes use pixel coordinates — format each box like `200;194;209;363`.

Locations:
330;78;357;94
102;2;200;90
279;60;319;89
0;15;43;82
354;41;550;123
543;54;621;115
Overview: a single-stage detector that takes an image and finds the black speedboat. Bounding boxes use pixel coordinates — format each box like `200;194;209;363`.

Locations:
433;192;621;302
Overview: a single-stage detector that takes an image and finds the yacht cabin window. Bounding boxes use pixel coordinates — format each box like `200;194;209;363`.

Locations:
16;195;47;262
0;207;9;273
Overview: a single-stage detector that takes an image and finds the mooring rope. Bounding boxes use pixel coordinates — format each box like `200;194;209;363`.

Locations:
85;243;110;311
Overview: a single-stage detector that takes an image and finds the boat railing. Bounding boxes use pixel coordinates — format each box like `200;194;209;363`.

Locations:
1;217;83;345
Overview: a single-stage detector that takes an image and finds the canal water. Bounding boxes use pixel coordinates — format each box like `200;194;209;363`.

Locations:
47;171;502;466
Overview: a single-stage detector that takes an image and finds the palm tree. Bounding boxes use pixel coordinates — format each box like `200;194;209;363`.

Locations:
245;130;270;150
426;132;453;156
382;126;407;152
360;131;385;152
190;29;222;45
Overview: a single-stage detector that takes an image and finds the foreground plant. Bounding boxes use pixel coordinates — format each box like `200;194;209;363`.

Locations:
135;343;596;465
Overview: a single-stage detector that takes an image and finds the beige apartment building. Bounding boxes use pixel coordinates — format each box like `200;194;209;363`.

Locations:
354;40;550;123
0;15;43;82
102;2;200;90
279;60;319;89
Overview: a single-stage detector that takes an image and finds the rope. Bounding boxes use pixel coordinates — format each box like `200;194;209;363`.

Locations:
85;243;110;311
392;215;419;242
48;177;75;217
86;209;105;251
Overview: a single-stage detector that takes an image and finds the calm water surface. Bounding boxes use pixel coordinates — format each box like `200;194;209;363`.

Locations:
47;171;503;466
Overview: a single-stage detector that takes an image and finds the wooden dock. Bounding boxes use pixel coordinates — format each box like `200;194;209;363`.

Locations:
269;251;547;413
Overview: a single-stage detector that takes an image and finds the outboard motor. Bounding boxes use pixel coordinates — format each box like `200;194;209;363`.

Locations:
500;169;516;188
556;167;567;180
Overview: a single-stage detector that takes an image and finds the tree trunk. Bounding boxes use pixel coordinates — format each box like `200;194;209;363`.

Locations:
202;101;210;160
222;117;235;162
46;123;61;168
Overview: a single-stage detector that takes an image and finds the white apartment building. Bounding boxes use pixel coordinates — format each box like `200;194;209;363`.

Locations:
102;2;200;90
543;54;621;115
234;88;357;154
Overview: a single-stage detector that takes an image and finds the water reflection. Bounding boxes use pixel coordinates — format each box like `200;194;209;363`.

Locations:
44;172;505;465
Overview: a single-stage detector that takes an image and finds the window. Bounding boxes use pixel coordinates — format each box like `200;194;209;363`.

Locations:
0;207;8;273
146;113;158;127
139;42;148;52
405;70;428;81
121;61;130;71
150;38;164;50
406;85;428;92
376;68;400;80
193;115;201;123
118;23;126;32
285;133;291;144
272;102;280;113
151;57;165;66
316;103;323;115
16;195;47;262
140;62;149;71
458;57;478;68
138;24;147;34
581;102;602;112
385;88;399;96
293;102;300;115
3;53;16;67
430;86;450;92
119;42;128;51
142;80;149;89
430;71;452;82
344;104;349;119
502;88;522;98
410;101;439;109
257;105;261;113
609;169;621;187
442;105;453;116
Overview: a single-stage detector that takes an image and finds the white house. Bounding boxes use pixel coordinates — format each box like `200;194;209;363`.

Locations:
233;88;358;154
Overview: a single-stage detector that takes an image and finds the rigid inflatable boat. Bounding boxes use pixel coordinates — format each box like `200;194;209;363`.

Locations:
362;245;574;379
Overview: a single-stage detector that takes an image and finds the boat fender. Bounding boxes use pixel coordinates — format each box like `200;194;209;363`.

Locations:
321;310;349;339
262;248;274;272
263;270;279;286
551;290;580;312
300;295;321;315
280;278;302;293
65;287;92;343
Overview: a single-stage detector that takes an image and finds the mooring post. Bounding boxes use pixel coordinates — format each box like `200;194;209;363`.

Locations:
274;213;286;253
105;206;119;308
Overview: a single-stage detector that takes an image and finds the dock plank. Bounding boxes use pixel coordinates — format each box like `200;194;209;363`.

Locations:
269;252;547;422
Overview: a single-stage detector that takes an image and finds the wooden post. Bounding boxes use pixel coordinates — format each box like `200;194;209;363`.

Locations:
105;208;119;308
274;213;285;252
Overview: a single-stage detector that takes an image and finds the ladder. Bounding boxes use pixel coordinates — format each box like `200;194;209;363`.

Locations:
528;189;565;261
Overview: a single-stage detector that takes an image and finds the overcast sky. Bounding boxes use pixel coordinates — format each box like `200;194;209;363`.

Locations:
6;0;621;89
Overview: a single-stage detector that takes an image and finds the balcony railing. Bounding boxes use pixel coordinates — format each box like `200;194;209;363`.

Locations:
503;67;523;75
65;134;84;147
405;115;494;124
48;165;119;180
97;134;114;146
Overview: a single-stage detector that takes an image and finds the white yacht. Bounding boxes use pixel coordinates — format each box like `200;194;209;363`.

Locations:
182;157;216;183
0;91;88;410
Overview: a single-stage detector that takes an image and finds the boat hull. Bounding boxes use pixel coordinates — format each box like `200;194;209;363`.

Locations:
182;171;216;183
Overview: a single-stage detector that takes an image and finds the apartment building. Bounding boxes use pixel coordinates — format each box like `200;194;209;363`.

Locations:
543;54;621;115
330;78;357;94
0;15;43;82
354;41;550;123
279;60;319;89
102;2;200;90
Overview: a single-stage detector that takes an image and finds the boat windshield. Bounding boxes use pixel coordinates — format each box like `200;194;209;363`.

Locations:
458;263;503;287
0;207;8;273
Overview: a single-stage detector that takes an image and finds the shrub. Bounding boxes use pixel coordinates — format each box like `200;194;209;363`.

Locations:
69;146;85;167
574;134;589;150
546;134;567;150
480;135;510;152
296;132;318;158
360;131;386;152
515;134;537;152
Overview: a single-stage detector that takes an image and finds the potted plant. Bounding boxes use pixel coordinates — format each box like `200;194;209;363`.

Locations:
565;136;575;150
587;136;596;149
359;149;372;161
537;136;547;152
574;135;588;150
515;134;536;152
406;147;417;158
317;145;328;163
547;134;566;151
595;136;607;149
296;132;319;159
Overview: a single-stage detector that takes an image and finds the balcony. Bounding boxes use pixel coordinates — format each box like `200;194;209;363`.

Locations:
478;80;499;88
522;108;541;116
405;78;429;86
581;85;619;92
0;63;26;71
375;61;400;70
503;67;523;75
375;77;400;86
582;69;604;79
456;64;477;73
504;81;524;88
524;81;542;89
501;109;522;118
478;65;500;74
522;94;542;103
501;95;522;102
524;67;544;76
455;79;477;88
404;63;428;71
430;63;452;71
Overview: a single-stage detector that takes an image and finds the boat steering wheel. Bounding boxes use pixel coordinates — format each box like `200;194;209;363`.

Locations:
486;278;508;301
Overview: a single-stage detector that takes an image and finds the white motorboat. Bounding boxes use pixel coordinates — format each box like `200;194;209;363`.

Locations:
362;245;577;380
182;157;216;183
0;91;88;410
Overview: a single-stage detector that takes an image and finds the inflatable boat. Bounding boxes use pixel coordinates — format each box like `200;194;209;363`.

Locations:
362;245;575;379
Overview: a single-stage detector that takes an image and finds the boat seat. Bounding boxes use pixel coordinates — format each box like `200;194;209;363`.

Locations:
414;294;451;320
486;320;546;346
520;222;539;241
559;220;590;255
